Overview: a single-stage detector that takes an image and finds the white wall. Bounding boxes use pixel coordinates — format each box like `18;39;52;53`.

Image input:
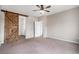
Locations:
19;16;27;36
47;7;79;43
0;6;5;44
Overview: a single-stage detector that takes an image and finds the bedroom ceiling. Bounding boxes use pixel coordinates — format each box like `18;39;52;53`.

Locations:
1;5;79;17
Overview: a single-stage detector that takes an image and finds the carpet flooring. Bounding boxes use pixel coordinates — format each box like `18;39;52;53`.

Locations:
0;37;79;54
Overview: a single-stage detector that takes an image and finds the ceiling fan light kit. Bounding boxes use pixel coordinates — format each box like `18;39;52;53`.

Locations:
33;5;51;14
39;10;45;14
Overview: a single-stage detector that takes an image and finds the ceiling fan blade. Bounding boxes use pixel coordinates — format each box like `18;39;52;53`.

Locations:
44;10;50;12
45;5;51;9
36;5;40;8
32;10;40;11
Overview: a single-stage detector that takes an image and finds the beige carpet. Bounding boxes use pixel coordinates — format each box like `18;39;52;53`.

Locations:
0;37;79;54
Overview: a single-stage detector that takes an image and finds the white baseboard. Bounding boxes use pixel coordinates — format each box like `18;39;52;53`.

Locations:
46;37;79;44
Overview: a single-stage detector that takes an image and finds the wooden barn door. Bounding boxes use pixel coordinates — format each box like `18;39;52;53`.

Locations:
5;12;19;43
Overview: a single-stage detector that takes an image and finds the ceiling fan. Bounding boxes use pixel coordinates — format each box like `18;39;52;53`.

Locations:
33;5;51;14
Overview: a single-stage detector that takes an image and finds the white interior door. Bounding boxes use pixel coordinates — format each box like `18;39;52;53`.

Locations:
35;21;43;37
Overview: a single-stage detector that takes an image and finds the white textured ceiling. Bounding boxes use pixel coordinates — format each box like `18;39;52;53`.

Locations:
1;5;79;17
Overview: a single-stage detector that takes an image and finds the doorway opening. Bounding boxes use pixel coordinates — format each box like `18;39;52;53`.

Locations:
35;20;43;37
